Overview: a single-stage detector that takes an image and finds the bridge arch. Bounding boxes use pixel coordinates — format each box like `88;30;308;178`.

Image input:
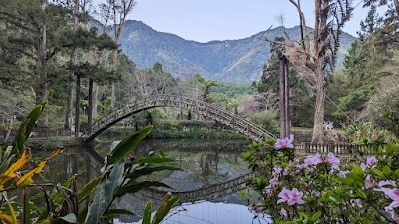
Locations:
82;95;276;142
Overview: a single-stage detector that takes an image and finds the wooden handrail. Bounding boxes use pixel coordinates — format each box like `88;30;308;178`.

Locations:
82;95;277;142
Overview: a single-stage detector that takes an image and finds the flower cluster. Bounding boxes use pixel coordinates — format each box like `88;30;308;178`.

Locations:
242;138;399;223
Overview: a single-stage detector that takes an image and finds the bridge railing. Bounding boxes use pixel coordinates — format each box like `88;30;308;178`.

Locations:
295;142;374;156
84;95;277;141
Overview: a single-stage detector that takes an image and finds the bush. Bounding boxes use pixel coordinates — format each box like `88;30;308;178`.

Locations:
242;137;399;223
248;110;279;134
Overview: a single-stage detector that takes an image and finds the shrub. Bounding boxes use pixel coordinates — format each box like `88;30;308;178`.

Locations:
242;136;399;223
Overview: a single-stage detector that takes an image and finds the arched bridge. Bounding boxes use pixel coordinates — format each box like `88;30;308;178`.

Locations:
82;95;276;142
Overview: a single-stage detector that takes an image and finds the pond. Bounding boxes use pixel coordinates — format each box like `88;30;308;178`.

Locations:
34;138;271;224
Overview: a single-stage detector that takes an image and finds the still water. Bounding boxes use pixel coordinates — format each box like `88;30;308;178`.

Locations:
34;138;271;224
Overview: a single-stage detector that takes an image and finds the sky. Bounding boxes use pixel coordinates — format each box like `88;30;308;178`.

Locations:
94;0;374;43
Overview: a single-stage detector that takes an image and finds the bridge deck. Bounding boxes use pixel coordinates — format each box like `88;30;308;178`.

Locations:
82;95;277;142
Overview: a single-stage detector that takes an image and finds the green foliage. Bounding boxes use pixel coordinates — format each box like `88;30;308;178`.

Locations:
244;137;399;223
0;104;181;224
247;110;279;134
343;122;394;145
41;136;63;150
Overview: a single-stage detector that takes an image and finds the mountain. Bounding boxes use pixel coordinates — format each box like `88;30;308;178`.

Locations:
99;20;356;82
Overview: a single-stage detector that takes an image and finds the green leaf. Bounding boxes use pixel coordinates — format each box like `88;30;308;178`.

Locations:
353;163;364;175
115;181;172;198
142;202;152;224
85;162;125;224
51;176;75;205
159;151;165;158
152;195;181;224
335;177;353;185
383;165;392;177
373;169;384;177
107;126;152;164
60;213;77;223
394;168;399;177
77;177;102;203
356;189;367;199
12;102;46;154
127;166;183;180
135;157;175;164
104;209;134;216
310;211;321;222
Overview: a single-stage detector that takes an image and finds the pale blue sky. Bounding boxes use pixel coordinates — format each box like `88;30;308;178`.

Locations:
95;0;374;42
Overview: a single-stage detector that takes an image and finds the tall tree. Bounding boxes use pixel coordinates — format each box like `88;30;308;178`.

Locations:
109;0;135;109
194;75;221;102
277;0;353;143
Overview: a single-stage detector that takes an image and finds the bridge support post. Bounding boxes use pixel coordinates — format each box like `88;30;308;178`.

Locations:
279;54;290;139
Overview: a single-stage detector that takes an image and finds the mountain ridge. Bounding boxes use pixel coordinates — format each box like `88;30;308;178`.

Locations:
95;19;356;82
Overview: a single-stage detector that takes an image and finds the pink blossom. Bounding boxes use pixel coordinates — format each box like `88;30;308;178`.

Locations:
364;175;375;189
310;190;321;197
366;156;377;167
327;152;340;166
381;188;399;208
277;188;290;204
280;208;288;218
385;206;399;222
248;205;264;213
379;180;397;187
304;153;323;166
350;199;363;208
360;163;367;170
275;137;294;149
337;170;349;178
287;188;305;205
361;156;378;170
283;167;290;175
273;166;282;177
295;165;304;172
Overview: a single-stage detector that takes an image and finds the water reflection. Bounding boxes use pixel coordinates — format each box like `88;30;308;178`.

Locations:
34;138;264;223
116;201;271;224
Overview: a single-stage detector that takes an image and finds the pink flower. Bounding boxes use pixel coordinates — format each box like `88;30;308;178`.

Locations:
350;199;363;208
287;188;305;205
248;205;263;213
277;188;290;204
280;208;288;218
379;180;397;187
304;153;323;166
273;166;282;177
275;137;294;149
327;153;340;170
385;206;399;222
361;156;378;170
364;175;375;189
327;153;340;165
295;165;304;172
366;156;377;166
381;188;399;208
337;170;349;178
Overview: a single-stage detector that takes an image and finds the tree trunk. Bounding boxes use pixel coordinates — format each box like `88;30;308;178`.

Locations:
93;82;99;118
111;49;118;109
311;73;326;143
64;80;74;130
36;0;47;126
3;114;14;144
393;0;399;14
75;74;81;137
88;79;93;130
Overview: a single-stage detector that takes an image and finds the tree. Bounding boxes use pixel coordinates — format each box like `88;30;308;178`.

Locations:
0;0;70;125
270;0;352;143
194;75;221;102
107;0;136;109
